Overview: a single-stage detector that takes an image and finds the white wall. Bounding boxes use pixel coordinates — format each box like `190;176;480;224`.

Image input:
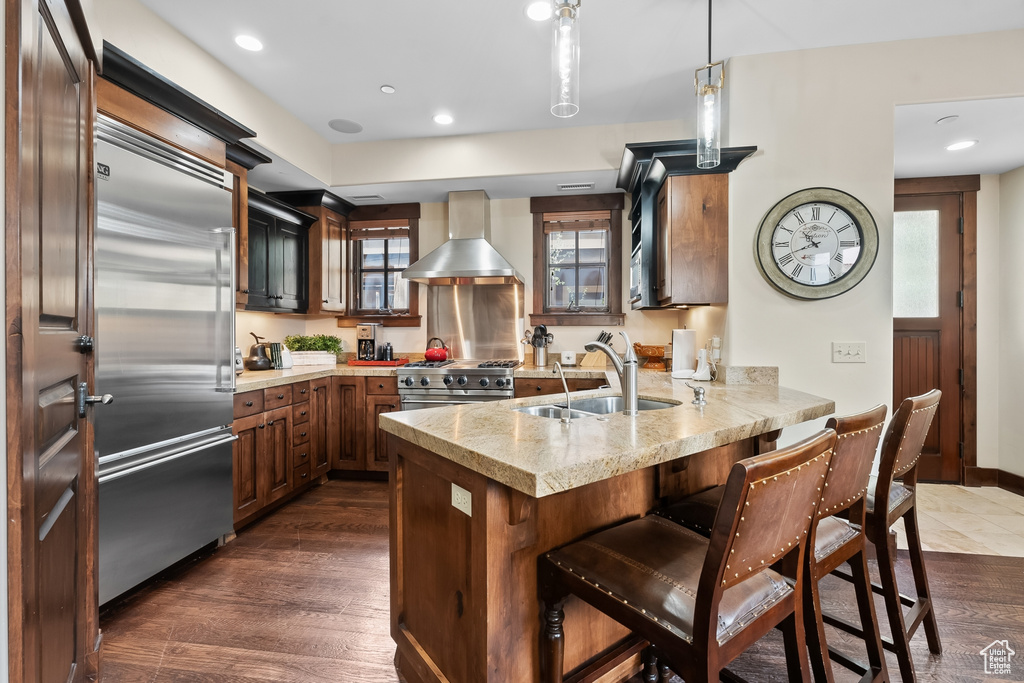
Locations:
977;175;1001;470
721;30;1024;444
999;165;1024;476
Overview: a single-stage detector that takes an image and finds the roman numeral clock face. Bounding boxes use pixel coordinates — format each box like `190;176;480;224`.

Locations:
756;188;878;300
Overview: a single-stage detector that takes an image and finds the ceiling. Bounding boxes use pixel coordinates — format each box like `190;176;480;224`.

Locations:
138;0;1024;201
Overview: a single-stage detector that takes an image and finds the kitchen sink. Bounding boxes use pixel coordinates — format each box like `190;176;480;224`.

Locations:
554;396;678;414
514;405;596;420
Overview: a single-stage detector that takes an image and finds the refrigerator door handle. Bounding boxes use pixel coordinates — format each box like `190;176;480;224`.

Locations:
78;382;114;418
98;434;237;485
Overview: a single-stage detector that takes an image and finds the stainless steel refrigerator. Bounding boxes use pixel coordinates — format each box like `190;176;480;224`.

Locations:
95;115;236;605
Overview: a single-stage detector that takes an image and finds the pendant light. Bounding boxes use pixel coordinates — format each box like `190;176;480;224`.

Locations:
551;0;581;118
695;0;723;169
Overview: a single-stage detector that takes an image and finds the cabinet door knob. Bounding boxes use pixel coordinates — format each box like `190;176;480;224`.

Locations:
313;386;323;392
245;401;253;407
300;389;307;394
277;394;285;399
323;299;329;303
267;420;274;426
536;385;542;391
299;431;307;438
378;383;384;389
242;289;250;294
301;473;308;479
258;423;265;429
300;410;307;416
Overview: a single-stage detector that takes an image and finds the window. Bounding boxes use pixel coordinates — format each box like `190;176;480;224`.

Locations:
530;193;625;326
338;204;421;327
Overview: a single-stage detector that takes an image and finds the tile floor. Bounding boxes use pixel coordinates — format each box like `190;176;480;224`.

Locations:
892;484;1024;556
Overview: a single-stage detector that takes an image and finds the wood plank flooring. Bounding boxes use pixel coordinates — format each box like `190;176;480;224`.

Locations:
99;479;1024;682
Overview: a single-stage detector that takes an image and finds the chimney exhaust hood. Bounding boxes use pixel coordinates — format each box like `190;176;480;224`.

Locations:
401;190;524;285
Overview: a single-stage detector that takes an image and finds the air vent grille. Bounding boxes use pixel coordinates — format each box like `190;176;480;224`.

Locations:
557;182;595;192
348;194;385;202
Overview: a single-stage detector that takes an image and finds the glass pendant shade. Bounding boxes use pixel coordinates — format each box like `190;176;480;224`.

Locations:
695;61;724;169
551;2;580;118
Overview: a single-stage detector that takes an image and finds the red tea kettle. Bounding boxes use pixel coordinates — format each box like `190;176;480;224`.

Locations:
424;337;448;362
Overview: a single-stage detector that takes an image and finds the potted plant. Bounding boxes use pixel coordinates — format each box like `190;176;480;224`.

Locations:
283;334;344;365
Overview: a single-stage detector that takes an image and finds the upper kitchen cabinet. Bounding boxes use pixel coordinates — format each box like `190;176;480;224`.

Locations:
246;190;316;313
617;140;756;309
270;190;356;316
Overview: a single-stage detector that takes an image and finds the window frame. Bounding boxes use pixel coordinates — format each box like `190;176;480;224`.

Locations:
336;203;422;328
530;193;625;327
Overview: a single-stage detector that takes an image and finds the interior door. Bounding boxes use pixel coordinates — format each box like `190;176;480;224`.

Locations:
893;193;963;482
6;0;98;681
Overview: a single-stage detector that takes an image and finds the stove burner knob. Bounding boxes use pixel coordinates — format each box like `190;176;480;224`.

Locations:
479;378;489;387
496;378;506;388
443;375;454;386
420;377;430;386
403;377;414;386
457;376;468;386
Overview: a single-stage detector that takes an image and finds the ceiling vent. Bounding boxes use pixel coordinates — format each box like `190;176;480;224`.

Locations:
348;194;385;202
557;182;595;192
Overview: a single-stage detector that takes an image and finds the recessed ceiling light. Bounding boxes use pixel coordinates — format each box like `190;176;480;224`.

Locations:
380;85;396;94
328;118;364;134
234;35;263;52
935;115;959;125
946;140;978;151
526;1;552;21
433;113;454;125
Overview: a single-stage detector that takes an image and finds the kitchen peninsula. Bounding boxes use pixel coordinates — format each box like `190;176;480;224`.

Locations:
379;371;833;683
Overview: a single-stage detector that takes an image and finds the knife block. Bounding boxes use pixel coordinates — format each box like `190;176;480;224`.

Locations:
580;351;608;368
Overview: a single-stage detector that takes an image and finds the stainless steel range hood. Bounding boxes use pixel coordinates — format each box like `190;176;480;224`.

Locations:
401;190;524;285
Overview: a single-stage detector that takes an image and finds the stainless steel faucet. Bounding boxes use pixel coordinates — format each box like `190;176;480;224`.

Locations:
584;331;639;416
553;362;572;424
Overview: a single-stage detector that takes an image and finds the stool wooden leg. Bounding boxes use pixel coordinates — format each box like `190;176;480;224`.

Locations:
850;549;888;682
875;527;916;682
540;597;565;683
642;646;658;683
802;564;836;683
781;610;812;683
903;508;942;655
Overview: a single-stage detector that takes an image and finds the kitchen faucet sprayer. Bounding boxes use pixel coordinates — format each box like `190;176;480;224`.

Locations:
584;331;638;416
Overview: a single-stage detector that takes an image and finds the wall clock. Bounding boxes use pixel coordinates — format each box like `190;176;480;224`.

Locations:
754;187;878;300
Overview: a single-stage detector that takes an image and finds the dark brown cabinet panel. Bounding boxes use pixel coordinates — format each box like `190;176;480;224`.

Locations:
330;376;366;470
246;210;273;308
366;395;400;471
513;377;606;398
245;190;315;313
310;378;331;477
656;174;729;305
263;406;292;505
232;413;262;523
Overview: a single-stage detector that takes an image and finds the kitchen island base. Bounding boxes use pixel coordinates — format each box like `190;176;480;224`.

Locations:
388;432;777;683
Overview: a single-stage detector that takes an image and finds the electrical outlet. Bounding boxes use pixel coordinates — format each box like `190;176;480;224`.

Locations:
452;483;472;517
832;342;867;363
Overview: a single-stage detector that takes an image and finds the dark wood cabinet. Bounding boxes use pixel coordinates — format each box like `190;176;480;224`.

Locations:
366;394;400;471
310;377;331;477
245;190;316;313
330;376;367;470
656;174;729;305
269;190;355;315
514;377;606;398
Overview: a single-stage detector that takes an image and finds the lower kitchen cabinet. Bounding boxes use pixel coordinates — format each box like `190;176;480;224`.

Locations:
366;394;400;471
309;377;332;477
514;377;606;398
330;376;366;470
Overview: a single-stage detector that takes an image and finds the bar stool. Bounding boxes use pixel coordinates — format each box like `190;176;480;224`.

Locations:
538;429;837;683
828;389;942;683
659;405;891;683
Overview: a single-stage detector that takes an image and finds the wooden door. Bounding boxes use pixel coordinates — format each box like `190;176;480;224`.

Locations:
246;207;273;308
232;413;262;523
330;376;366;470
278;220;308;312
366;395;399;471
6;1;98;681
656;182;671;301
893;191;964;482
323;213;347;311
310;378;331;476
263;406;292;503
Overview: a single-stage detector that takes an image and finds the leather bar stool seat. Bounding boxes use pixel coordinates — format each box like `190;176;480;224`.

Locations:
865;476;913;516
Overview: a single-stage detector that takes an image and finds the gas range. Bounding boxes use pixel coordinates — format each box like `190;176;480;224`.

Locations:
396;359;522;409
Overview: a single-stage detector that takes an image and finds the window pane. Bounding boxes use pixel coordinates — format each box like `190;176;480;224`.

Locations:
360;239;386;269
547;267;577;309
360;272;385;310
548;232;576;267
578;230;607;264
578;266;607;308
893;210;939;318
388;237;409;269
388;272;409;310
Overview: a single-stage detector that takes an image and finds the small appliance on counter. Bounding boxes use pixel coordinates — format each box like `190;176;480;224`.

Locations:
356;322;382;361
523;326;554;366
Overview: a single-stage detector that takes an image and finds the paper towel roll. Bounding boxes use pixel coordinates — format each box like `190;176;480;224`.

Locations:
671;329;696;379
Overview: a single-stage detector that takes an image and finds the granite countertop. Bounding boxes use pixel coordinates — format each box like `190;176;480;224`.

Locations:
378;371;834;498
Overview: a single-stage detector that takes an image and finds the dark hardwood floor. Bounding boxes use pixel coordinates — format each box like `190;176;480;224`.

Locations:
99;480;1024;682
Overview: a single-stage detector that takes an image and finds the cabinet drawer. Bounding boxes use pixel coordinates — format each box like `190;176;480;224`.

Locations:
265;385;293;409
292;443;311;469
233;391;264;418
292;423;311;447
292;401;311;425
293;461;312;487
292;381;311;401
366;377;399;395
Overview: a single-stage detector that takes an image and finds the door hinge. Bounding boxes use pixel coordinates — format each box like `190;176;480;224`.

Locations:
958;217;964;234
959;442;964;460
957;291;964;308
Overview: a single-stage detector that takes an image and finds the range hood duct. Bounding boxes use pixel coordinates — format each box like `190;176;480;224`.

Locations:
401;190;524;285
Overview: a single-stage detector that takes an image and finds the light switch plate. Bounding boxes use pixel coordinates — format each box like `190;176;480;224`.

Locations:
832;342;867;363
452;483;472;517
